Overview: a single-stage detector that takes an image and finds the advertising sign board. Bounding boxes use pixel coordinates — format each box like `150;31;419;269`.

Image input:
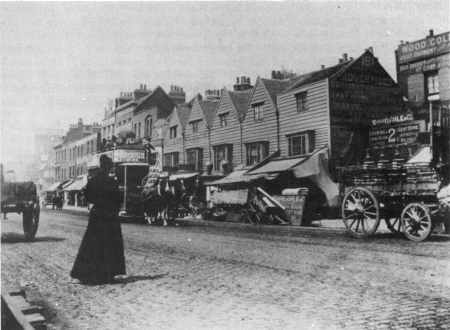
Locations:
397;31;450;65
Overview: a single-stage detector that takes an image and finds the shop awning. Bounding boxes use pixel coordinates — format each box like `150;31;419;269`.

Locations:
169;172;199;181
246;156;308;175
205;170;266;186
63;176;87;191
43;181;62;192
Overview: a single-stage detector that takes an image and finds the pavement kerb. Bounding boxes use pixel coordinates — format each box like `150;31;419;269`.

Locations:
42;208;346;235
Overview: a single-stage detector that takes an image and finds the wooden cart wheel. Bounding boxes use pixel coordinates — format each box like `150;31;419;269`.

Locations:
401;203;432;242
385;217;402;233
341;187;380;238
23;203;39;241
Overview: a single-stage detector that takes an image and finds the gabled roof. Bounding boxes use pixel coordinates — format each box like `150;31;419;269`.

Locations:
285;61;352;92
199;99;219;128
115;99;138;112
134;86;173;113
260;78;292;105
175;104;192;128
227;89;252;121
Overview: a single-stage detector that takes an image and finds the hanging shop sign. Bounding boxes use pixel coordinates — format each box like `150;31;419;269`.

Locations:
397;31;450;65
369;117;426;146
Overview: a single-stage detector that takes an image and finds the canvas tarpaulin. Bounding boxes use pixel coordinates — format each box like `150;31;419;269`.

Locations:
291;148;340;207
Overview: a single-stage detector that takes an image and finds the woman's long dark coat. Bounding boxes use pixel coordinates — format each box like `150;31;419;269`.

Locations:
70;172;125;283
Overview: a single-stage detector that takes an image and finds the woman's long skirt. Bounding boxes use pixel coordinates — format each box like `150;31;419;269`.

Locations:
70;210;125;284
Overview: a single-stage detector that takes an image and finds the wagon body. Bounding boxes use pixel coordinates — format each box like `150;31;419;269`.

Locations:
1;181;40;240
339;156;449;241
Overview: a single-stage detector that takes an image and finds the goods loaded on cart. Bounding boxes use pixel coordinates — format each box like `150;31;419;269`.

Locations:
339;110;450;242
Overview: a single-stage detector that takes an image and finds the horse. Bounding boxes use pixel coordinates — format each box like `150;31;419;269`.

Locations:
141;175;175;226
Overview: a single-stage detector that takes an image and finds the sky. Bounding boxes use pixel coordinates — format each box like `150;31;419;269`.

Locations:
1;1;449;165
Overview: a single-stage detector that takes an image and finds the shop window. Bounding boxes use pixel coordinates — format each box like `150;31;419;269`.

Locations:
213;144;233;171
219;113;229;127
426;71;439;97
170;125;178;139
252;103;264;121
186;148;203;171
246;142;269;166
190;120;201;133
295;91;308;113
287;131;315;156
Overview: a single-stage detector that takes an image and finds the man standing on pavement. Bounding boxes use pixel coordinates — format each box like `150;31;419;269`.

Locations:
70;154;126;285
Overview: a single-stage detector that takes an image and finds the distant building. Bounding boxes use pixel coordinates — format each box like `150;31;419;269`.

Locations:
396;29;450;119
54;119;101;182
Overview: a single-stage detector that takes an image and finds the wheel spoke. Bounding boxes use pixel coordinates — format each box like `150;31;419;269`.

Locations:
349;219;357;229
364;211;377;216
355;219;360;232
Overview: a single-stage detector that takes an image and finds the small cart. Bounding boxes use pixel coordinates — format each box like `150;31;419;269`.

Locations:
1;181;40;241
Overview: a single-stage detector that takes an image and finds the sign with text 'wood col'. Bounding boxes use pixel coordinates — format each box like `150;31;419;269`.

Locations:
369;114;426;146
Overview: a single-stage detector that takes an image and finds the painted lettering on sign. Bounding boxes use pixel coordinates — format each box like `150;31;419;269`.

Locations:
369;120;426;146
397;32;450;64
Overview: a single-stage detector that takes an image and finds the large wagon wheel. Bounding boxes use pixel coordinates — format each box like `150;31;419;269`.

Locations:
385;217;402;233
401;203;432;242
341;187;380;238
23;203;40;241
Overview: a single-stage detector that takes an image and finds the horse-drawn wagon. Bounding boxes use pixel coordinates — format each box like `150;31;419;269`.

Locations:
1;181;40;241
339;109;450;242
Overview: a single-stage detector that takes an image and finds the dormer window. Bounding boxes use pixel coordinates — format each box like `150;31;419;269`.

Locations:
219;113;229;127
190;119;202;133
295;91;308;113
170;125;178;139
252;103;264;121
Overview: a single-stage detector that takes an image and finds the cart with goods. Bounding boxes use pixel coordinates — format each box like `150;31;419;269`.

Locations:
339;110;450;242
205;173;291;225
1;181;40;241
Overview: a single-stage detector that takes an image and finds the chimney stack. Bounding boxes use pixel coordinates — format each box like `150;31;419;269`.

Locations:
168;85;186;105
321;65;325;70
429;29;434;37
343;53;348;61
233;76;252;91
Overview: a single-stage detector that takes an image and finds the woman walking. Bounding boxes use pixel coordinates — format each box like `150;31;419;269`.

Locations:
71;155;126;284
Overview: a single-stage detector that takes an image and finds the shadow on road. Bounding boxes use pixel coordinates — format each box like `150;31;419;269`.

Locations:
113;273;168;285
1;232;66;244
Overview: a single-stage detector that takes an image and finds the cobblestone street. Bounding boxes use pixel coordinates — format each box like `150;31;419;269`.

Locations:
2;210;450;329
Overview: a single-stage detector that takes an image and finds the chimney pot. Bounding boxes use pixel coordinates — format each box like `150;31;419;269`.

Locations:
339;58;344;64
429;29;434;37
343;53;348;61
321;65;325;69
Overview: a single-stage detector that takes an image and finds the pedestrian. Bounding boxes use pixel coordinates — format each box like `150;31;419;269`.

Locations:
70;155;126;285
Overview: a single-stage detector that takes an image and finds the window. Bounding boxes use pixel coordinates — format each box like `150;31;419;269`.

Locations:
219;113;229;127
213;144;233;171
252;103;264;121
164;152;179;167
186;148;203;171
138;122;141;138
295;91;308;113
287;131;314;156
190;120;201;133
145;116;152;137
170;125;178;139
246;142;269;166
426;72;439;96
